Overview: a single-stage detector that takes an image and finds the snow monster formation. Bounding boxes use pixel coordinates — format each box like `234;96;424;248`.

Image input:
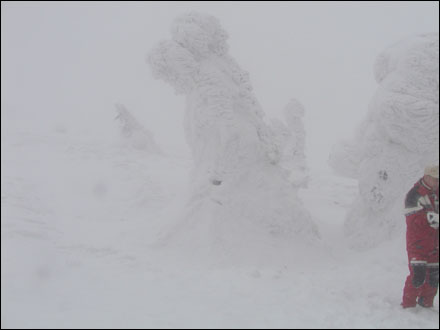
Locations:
329;33;439;249
148;12;317;263
115;103;162;154
271;99;309;188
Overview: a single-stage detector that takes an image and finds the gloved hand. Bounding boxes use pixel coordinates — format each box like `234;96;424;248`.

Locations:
427;212;439;229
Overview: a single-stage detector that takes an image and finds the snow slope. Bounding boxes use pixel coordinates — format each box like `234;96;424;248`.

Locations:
1;111;438;328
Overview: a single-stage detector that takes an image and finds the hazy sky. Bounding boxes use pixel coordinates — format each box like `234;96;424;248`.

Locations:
2;1;439;170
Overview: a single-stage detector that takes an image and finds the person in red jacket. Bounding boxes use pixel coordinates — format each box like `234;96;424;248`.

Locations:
401;165;439;309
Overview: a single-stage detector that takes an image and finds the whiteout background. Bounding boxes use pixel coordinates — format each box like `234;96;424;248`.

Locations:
1;2;439;328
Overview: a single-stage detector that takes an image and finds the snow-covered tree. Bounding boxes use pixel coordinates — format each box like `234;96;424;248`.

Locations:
148;12;317;263
283;99;309;186
269;99;309;187
115;103;161;153
329;33;439;249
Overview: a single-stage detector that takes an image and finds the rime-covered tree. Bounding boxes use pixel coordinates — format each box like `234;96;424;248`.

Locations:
115;103;161;153
329;33;439;249
269;99;309;187
283;99;309;187
148;12;317;262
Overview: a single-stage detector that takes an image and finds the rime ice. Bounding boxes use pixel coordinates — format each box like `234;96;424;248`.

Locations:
329;33;439;249
148;12;318;263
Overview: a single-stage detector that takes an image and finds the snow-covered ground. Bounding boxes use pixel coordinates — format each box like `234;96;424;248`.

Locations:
1;113;438;329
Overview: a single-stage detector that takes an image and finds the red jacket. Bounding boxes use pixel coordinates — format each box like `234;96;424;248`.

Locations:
404;179;439;262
